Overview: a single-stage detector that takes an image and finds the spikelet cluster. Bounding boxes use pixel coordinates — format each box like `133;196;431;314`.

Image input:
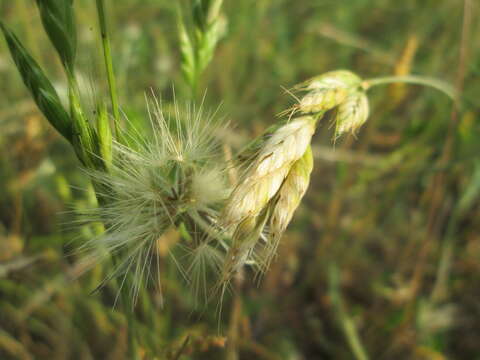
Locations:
289;70;370;138
262;145;313;270
217;116;316;285
335;91;369;137
223;116;316;226
78;99;230;303
217;69;372;288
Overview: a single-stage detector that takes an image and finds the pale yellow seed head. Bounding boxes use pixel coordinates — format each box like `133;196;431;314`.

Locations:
270;145;313;238
296;70;362;115
303;70;362;91
335;91;369;137
223;116;316;227
299;87;349;113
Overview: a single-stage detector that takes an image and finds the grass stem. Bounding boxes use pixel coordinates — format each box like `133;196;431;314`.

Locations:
96;0;121;138
328;263;369;360
364;75;457;100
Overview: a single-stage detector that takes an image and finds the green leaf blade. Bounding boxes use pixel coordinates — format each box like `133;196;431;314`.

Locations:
1;22;73;141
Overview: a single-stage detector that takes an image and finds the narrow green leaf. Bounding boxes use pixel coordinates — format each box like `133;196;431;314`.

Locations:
0;22;72;141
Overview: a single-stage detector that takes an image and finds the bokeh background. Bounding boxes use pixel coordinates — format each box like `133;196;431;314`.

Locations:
1;0;479;359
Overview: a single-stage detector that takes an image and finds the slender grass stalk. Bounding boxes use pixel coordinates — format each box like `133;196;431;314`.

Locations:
172;336;190;360
328;263;369;360
94;2;137;357
363;75;457;100
431;160;480;302
96;0;121;138
121;275;140;360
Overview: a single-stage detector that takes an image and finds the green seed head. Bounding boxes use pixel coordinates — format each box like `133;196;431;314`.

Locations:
36;0;77;72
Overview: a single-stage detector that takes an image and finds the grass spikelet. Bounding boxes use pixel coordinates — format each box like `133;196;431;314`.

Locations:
223;116;316;227
295;70;362;92
35;0;77;72
298;88;349;114
179;0;226;95
259;145;313;271
280;69;362;118
217;116;317;288
214;207;270;303
334;91;370;138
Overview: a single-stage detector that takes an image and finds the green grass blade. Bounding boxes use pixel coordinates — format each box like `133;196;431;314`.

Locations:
0;22;73;142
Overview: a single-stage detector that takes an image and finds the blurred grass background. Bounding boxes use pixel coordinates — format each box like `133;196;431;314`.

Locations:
0;0;479;359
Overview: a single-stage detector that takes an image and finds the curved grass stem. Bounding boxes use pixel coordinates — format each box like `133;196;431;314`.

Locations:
363;75;457;101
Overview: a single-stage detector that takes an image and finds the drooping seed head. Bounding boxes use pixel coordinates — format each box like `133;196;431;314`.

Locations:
255;145;313;271
216;205;271;291
299;87;349;113
290;70;363;116
301;70;362;91
223;116;316;227
334;91;370;137
270;145;313;237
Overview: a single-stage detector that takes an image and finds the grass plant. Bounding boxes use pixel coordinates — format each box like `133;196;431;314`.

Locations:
0;0;477;358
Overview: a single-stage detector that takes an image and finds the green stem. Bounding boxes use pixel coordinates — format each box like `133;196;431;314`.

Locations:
110;256;140;360
96;0;121;138
328;263;369;360
363;75;457;101
67;73;96;168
